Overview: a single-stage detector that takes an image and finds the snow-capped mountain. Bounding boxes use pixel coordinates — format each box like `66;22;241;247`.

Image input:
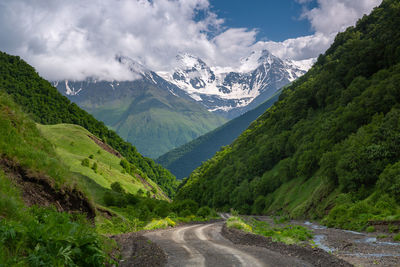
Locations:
157;50;314;117
56;50;314;119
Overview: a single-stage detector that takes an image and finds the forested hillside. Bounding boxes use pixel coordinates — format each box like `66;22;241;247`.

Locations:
157;92;281;179
0;52;178;197
177;0;400;230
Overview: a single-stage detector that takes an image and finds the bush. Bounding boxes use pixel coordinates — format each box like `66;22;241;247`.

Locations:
0;207;110;266
154;202;171;218
252;196;266;215
137;189;144;196
377;162;400;203
226;217;252;232
126;193;139;205
81;158;90;167
103;192;115;206
89;154;94;159
394;233;400;241
92;162;98;172
172;199;198;215
111;182;125;194
143;218;175;230
197;206;211;218
179;209;192;217
366;226;375;233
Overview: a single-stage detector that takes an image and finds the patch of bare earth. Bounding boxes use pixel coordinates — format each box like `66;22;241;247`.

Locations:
0;157;95;219
111;232;167;267
88;134;122;158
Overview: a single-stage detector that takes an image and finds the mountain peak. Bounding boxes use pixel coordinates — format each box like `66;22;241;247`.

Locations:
115;55;149;76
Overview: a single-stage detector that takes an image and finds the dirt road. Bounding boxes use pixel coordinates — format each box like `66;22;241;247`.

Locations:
144;222;311;267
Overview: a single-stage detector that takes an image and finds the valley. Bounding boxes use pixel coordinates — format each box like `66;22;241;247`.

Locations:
1;0;400;266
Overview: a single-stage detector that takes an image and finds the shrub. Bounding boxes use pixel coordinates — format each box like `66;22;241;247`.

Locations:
226;217;252;232
0;207;110;266
144;219;175;230
89;154;94;159
111;182;125;194
377;162;400;203
394;233;400;242
366;226;375;233
154;202;171;218
179;209;192;217
126;193;139;205
103;192;115;206
252;196;266;215
137;189;144;196
81;158;90;167
197;206;211;218
92;162;98;172
172;199;198;215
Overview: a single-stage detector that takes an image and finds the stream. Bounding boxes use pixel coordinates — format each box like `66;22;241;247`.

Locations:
256;217;400;266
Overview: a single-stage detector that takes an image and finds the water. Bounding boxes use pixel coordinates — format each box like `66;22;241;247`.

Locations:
313;235;335;253
356;237;400;246
304;221;327;230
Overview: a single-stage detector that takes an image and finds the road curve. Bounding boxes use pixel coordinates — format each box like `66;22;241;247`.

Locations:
144;222;311;267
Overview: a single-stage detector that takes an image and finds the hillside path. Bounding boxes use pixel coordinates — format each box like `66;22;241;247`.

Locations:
144;222;310;267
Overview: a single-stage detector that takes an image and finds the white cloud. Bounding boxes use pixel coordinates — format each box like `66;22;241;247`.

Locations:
262;0;382;60
0;0;383;80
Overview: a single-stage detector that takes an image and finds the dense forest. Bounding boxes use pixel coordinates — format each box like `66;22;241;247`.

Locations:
177;0;400;229
157;92;281;179
0;52;178;197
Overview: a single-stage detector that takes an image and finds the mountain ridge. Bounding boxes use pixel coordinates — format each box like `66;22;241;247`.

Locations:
176;0;400;230
156;91;282;179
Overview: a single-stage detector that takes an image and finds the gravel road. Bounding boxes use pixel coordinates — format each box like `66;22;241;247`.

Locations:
144;222;311;267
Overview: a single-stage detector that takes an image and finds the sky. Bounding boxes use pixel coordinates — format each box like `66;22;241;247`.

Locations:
209;0;318;42
0;0;382;81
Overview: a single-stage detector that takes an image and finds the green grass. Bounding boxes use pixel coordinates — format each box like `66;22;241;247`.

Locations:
38;123;167;201
143;218;176;230
226;216;313;245
0;93;70;186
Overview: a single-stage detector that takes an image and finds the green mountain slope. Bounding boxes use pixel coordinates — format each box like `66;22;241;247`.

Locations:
0;51;178;197
38;123;169;201
59;80;227;158
157;91;281;179
177;0;400;230
0;92;113;265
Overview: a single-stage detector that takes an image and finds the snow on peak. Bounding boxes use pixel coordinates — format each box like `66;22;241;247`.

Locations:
64;80;82;96
115;55;148;76
156;49;311;114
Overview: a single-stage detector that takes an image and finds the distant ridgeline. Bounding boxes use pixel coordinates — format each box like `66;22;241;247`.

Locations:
0;51;178;198
177;0;400;230
156;91;282;179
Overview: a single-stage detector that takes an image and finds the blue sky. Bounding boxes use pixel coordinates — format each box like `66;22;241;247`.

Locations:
210;0;318;42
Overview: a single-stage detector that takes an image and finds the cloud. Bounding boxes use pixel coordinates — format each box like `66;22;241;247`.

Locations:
262;0;382;60
0;0;383;80
0;0;224;80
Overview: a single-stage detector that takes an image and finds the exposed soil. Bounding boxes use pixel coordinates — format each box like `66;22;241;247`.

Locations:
1;157;96;219
111;231;167;267
88;134;122;158
221;224;352;267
